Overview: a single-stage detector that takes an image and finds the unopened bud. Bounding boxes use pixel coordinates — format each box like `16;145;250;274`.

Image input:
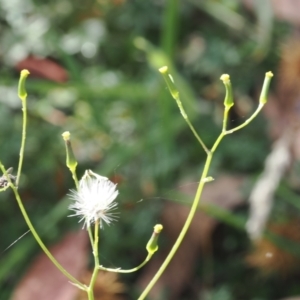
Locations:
18;70;30;101
220;74;234;109
159;66;179;100
146;224;163;255
62;131;78;172
259;71;274;105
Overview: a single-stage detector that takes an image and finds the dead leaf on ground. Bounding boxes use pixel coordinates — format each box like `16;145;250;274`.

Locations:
11;230;89;300
76;271;126;300
16;56;68;83
243;0;300;26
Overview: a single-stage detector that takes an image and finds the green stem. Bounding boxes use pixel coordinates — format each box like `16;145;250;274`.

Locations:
99;254;152;274
16;95;27;187
184;114;210;154
172;89;209;154
0;163;85;289
88;227;95;247
71;168;79;190
87;221;100;300
222;106;231;132
138;151;214;300
16;69;30;186
159;66;210;154
224;103;264;135
138;102;264;299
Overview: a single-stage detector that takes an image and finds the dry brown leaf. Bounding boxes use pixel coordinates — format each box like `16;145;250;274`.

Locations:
246;220;300;275
137;175;245;299
16;56;68;83
265;37;300;177
259;37;300;158
243;0;300;26
261;94;285;140
271;0;300;26
11;230;89;300
76;271;126;300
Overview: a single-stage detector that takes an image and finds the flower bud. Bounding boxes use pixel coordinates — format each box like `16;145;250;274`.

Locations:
259;71;274;105
18;69;30;101
62;131;78;172
159;66;179;100
220;74;234;109
146;224;163;255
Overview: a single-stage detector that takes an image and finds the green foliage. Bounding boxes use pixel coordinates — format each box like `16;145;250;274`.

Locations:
0;0;298;299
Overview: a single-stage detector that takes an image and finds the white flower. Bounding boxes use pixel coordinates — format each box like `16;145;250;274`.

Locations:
69;170;119;229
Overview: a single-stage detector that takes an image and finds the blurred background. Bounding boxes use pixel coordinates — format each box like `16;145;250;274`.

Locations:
1;0;300;299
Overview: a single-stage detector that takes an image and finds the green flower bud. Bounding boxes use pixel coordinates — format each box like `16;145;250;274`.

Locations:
159;66;179;100
62;131;78;172
18;69;30;101
146;224;163;255
220;74;234;109
259;71;274;105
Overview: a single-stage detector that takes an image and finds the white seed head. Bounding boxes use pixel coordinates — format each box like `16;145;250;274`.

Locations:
69;170;119;229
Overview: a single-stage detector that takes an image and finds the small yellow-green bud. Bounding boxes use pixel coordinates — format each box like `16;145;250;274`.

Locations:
220;74;230;82
259;71;274;105
146;224;163;255
159;66;179;100
62;131;78;171
158;66;168;73
220;74;234;109
62;131;71;141
154;224;163;233
18;69;30;101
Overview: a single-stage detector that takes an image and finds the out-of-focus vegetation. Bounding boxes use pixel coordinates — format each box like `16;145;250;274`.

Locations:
1;0;300;299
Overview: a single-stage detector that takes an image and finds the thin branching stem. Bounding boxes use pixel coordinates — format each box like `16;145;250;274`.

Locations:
16;93;27;187
87;221;100;300
0;162;86;289
138;151;214;299
224;103;264;135
139;71;270;299
99;254;152;274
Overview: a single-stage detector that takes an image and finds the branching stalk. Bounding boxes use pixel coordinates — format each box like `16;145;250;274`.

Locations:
138;70;273;299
